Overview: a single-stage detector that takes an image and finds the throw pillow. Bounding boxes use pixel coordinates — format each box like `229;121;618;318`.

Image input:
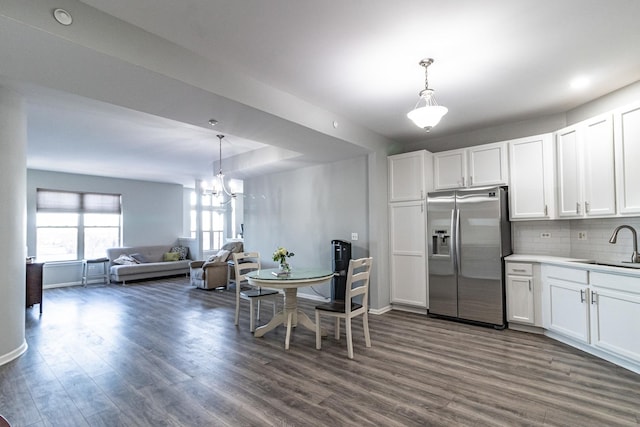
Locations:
163;252;181;262
113;254;137;265
129;253;147;264
170;246;189;260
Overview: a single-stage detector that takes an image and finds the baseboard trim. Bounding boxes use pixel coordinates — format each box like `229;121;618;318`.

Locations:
0;340;28;366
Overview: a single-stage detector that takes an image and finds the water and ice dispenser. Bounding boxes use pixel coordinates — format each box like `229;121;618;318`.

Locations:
432;228;451;256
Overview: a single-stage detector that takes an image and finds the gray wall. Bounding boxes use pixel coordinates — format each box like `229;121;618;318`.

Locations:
243;156;369;300
27;169;186;286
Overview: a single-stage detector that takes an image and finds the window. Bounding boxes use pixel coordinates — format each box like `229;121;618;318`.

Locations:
36;189;122;262
190;192;227;251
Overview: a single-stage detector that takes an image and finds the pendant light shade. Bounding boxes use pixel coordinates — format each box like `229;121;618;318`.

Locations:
407;58;448;132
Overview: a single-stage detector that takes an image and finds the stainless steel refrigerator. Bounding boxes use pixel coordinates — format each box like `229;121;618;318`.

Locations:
427;186;511;327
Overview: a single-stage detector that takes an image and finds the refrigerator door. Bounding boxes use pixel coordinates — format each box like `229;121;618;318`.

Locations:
427;191;457;317
456;187;506;325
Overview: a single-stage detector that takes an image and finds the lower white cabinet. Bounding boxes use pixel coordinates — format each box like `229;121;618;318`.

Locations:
589;272;640;363
389;201;427;308
506;262;537;326
542;264;640;372
544;267;590;343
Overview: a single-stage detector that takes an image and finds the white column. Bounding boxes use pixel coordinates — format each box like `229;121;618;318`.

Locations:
0;86;28;365
195;179;203;260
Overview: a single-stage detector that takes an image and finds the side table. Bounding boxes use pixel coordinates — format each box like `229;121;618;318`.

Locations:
82;257;110;286
26;262;44;314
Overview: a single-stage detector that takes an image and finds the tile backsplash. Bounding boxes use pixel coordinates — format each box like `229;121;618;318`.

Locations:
512;217;640;263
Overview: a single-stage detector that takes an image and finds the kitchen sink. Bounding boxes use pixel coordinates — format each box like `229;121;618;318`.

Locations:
569;260;640;269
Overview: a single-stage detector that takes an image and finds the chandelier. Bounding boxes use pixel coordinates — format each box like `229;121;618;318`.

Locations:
207;134;236;201
407;58;448;131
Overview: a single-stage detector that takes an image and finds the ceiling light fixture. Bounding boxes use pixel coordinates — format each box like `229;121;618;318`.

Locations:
53;8;73;26
407;58;448;132
208;134;236;202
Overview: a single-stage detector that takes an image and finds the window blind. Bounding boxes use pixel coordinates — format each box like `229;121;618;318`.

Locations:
37;189;121;214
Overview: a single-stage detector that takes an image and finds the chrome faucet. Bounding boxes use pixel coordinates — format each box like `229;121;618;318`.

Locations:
609;225;640;263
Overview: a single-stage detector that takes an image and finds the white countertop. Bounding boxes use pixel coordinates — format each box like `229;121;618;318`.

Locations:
505;254;591;263
506;254;640;277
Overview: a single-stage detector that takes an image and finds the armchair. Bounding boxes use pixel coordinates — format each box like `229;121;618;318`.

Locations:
190;241;244;290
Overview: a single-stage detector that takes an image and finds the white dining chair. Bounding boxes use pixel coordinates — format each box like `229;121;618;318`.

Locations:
233;252;279;332
315;257;373;359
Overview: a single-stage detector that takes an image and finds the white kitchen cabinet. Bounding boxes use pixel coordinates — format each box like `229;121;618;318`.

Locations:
589;272;640;364
508;134;555;220
433;149;466;189
388;150;429;202
614;102;640;215
542;265;589;344
389;201;427;308
433;142;508;190
467;142;509;187
388;150;433;309
506;262;535;326
556;114;615;218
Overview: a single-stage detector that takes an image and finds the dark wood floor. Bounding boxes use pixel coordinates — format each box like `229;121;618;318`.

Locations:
1;276;639;426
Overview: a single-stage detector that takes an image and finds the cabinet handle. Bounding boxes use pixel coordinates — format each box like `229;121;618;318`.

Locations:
591;291;597;305
421;202;424;213
461;176;465;187
585;201;590;213
576;202;580;214
469;176;473;186
528;279;531;291
544;205;548;216
580;289;585;303
512;268;527;272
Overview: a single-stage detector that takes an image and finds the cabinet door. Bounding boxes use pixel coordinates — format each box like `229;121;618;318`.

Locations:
556;126;582;218
508;134;554;220
583;115;615;217
388;151;426;202
506;275;534;324
433;149;466;190
590;288;640;363
467;142;508;187
614;103;640;214
389;201;427;308
546;278;589;343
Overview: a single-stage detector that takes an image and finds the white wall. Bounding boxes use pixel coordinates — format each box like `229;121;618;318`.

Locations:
243;156;369;301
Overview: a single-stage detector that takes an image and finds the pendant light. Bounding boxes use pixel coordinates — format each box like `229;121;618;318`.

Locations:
407;58;448;131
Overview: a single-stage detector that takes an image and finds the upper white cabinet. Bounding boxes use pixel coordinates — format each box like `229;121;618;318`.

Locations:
433;141;508;190
556;114;615;218
388;150;430;202
614;102;640;215
433;149;466;189
508;134;555;220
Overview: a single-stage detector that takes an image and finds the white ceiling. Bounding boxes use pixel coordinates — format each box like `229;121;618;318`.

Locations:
3;0;640;186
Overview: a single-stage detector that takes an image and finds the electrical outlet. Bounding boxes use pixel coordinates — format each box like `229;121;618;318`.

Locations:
578;231;588;240
351;232;358;241
540;232;551;239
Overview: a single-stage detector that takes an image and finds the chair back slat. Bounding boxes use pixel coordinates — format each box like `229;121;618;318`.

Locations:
233;252;260;283
344;257;373;313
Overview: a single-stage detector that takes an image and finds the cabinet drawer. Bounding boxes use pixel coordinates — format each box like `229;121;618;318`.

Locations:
543;265;588;283
507;263;533;276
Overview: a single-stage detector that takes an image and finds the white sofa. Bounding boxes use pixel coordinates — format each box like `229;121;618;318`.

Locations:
106;244;192;284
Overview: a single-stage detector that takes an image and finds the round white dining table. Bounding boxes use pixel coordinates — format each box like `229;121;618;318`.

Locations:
246;267;334;350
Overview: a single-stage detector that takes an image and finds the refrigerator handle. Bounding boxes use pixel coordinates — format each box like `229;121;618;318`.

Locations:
455;208;461;271
450;208;457;269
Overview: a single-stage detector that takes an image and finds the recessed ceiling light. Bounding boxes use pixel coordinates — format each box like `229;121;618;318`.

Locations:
208;119;218;126
53;8;73;26
570;76;590;90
